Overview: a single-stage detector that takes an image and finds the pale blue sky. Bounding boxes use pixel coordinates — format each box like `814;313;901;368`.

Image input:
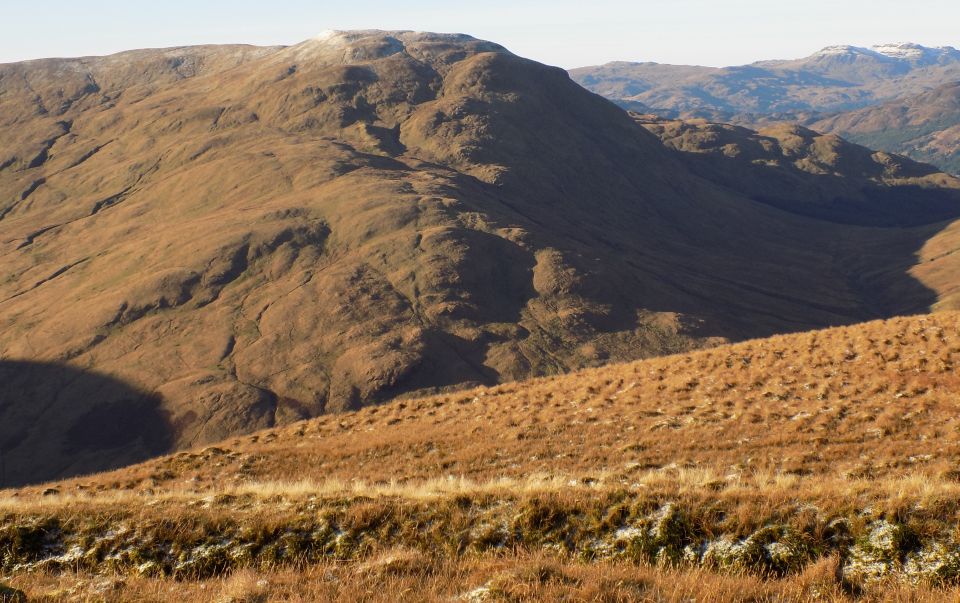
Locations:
2;0;959;68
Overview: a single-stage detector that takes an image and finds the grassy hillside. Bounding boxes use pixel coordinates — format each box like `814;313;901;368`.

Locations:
4;311;960;600
5;31;960;488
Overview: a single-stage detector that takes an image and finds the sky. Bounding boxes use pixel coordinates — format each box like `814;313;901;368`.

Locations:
2;0;959;68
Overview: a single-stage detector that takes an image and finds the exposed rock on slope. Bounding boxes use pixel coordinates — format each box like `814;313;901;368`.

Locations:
2;31;960;485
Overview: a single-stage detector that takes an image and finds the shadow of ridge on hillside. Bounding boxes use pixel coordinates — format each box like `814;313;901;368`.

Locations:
615;139;960;340
0;360;173;488
679;206;958;341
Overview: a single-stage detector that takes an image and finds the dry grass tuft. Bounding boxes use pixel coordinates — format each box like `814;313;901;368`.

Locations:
216;570;270;603
353;548;435;580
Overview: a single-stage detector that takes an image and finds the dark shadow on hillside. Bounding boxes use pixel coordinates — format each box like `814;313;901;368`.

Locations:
446;118;960;346
0;361;172;488
648;150;960;337
677;151;960;228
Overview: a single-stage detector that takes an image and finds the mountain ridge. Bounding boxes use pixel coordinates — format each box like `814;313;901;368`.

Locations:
570;41;960;121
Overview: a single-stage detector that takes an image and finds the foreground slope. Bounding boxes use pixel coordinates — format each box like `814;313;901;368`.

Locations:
32;310;960;489
3;31;960;486
4;312;960;600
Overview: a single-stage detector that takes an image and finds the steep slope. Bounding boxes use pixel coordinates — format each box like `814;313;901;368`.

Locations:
811;81;960;175
570;43;960;122
2;31;960;486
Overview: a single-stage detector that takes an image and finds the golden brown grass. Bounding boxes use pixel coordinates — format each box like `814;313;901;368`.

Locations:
15;311;959;500
7;551;960;602
7;469;960;531
5;312;960;598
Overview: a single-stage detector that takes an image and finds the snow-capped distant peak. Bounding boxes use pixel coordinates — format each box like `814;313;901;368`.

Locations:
313;29;348;46
872;43;929;59
871;42;960;60
807;43;960;64
814;45;867;56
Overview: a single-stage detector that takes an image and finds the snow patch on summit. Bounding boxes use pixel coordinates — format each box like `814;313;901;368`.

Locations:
809;43;960;64
313;30;351;46
871;43;960;61
872;43;928;59
814;45;867;57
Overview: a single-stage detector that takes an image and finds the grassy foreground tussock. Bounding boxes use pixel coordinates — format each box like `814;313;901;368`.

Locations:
5;473;960;600
7;552;960;602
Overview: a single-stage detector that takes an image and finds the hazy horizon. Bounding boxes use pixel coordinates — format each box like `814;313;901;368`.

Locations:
2;0;959;68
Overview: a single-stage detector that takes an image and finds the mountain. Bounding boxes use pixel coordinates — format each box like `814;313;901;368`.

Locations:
810;81;960;175
3;31;960;486
570;43;960;120
6;311;960;599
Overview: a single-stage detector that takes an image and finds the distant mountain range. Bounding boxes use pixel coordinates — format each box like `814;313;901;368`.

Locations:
810;81;960;175
570;43;960;173
570;43;960;117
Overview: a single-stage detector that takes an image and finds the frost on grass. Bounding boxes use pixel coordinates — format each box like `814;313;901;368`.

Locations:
904;542;960;585
697;525;811;576
837;519;960;587
584;502;690;563
5;497;960;588
457;585;492;602
842;519;910;585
